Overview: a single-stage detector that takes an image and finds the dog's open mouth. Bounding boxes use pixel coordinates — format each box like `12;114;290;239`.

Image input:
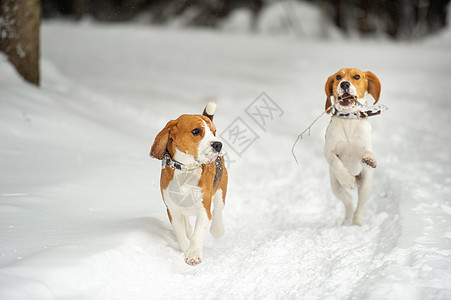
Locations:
207;152;219;162
202;149;226;164
338;93;356;106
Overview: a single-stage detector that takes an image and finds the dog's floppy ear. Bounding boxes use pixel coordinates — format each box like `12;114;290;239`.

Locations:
150;119;178;160
324;75;335;114
365;71;381;104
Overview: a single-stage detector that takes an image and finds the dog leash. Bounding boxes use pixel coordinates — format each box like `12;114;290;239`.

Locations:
291;103;388;165
291;105;332;165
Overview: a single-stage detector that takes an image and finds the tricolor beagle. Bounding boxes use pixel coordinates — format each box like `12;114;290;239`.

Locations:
324;68;382;225
150;102;228;266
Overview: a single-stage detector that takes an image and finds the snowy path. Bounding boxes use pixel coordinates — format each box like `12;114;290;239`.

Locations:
1;22;451;299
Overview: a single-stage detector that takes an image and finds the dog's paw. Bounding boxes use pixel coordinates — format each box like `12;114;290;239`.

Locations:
185;249;202;266
362;157;377;168
337;173;356;189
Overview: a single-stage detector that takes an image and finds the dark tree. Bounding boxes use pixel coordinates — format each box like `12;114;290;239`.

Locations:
39;0;450;39
318;0;450;39
0;0;41;86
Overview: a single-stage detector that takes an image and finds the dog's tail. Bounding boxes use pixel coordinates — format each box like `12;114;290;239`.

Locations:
202;101;216;121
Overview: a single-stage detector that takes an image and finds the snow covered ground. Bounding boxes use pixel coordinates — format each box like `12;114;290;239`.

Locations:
1;21;451;299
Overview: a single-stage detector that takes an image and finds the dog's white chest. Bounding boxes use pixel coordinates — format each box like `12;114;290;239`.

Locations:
326;117;372;148
325;117;373;175
165;169;203;208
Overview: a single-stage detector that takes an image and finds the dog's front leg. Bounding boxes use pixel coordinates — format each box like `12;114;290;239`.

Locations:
170;211;191;254
185;209;210;266
325;151;356;189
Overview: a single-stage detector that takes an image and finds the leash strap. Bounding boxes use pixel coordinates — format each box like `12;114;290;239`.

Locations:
291;103;388;165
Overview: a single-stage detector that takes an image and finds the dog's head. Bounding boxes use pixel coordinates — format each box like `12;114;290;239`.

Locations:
150;102;223;165
324;68;381;114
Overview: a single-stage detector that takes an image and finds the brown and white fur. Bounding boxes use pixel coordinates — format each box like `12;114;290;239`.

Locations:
150;102;228;266
324;68;381;226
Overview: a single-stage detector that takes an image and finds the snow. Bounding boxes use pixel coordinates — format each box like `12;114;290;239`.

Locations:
257;1;325;37
1;20;451;299
220;1;339;38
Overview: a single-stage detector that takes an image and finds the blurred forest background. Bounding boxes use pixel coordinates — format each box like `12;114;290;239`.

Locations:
1;0;450;86
42;0;450;39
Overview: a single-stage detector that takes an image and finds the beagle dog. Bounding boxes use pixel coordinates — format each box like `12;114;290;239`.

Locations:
150;102;228;266
324;68;382;225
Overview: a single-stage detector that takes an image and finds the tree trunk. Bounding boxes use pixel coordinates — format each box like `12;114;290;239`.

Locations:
0;0;41;86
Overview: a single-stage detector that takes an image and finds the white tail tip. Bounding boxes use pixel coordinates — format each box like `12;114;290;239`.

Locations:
205;101;217;116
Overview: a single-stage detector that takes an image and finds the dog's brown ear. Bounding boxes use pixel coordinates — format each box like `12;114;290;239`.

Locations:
324;75;335;114
150;119;178;160
365;71;381;104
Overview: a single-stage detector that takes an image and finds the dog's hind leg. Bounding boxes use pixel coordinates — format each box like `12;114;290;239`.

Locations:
330;170;354;224
184;216;193;240
167;208;192;239
353;168;374;226
210;189;225;238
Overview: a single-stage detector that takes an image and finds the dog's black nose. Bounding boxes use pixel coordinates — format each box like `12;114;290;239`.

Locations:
340;81;350;91
211;142;222;153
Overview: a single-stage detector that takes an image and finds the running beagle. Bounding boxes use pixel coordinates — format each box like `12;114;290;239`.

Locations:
324;68;382;225
150;102;228;266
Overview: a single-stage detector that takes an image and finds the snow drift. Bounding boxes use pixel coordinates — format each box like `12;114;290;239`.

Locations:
0;21;451;299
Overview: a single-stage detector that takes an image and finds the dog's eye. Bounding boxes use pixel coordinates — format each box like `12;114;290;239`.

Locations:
354;75;361;80
336;75;342;80
191;128;202;136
